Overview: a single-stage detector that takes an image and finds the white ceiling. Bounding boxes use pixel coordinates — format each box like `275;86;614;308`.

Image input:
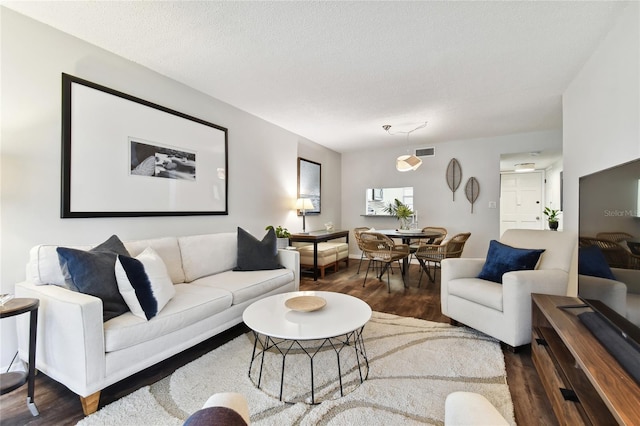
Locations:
2;1;629;153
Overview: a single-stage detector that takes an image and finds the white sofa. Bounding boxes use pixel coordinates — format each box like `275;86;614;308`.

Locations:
441;229;575;349
14;232;299;415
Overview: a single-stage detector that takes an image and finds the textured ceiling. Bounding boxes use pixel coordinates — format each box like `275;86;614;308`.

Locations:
2;1;629;153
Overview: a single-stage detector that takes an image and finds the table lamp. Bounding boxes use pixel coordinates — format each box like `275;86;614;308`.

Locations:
296;198;314;234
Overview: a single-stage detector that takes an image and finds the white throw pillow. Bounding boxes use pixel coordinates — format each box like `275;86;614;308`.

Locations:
115;247;176;320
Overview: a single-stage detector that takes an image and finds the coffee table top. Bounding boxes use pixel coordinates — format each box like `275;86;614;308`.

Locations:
243;291;371;340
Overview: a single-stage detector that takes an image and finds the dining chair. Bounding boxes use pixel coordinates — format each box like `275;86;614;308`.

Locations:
361;232;410;292
580;236;640;269
409;227;447;263
353;227;371;274
415;232;471;286
595;231;634;243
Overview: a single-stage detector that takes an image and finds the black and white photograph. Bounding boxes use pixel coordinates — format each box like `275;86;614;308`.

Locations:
130;139;196;181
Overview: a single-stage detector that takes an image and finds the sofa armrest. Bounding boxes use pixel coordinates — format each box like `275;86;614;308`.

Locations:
441;258;486;280
441;258;486;316
612;268;640;295
501;269;569;344
277;249;300;291
14;281;106;397
578;274;628;316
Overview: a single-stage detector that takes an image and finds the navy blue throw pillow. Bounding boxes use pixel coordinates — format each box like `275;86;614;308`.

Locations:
233;227;283;271
477;240;545;284
578;245;616;280
57;235;130;322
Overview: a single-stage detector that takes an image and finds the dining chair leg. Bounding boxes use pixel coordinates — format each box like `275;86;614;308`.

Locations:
385;262;392;293
428;262;438;283
356;252;365;274
378;263;391;281
363;260;373;287
416;258;427;288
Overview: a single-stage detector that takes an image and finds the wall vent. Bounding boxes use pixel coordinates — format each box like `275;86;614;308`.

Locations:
416;147;435;157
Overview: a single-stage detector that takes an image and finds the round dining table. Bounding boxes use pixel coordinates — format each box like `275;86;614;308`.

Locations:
367;229;444;277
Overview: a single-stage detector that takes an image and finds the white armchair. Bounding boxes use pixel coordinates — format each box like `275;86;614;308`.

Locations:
441;229;576;349
579;268;640;327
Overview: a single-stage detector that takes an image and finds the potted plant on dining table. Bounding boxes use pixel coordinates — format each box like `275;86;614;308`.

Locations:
383;198;414;231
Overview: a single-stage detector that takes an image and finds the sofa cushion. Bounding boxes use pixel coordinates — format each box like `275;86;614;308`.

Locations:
298;243;337;266
191;269;294;305
56;235;130;322
115;247;176;320
477;240;545;284
449;277;504;311
578;245;616;280
103;284;232;352
179;233;238;282
233;227;282;271
124;237;185;284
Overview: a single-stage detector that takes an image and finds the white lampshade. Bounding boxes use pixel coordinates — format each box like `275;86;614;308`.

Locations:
396;155;422;172
295;198;314;211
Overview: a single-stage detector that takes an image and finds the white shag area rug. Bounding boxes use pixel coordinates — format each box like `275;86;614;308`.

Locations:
78;312;515;425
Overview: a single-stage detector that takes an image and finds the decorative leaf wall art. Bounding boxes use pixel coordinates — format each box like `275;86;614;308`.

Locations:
465;177;480;213
446;158;462;201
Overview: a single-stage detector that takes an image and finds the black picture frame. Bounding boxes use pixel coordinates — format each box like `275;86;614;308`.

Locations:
61;73;228;218
297;157;321;214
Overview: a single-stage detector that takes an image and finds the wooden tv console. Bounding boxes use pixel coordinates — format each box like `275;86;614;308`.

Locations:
531;294;640;425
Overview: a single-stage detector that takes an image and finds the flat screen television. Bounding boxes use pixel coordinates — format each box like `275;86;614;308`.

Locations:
578;158;640;382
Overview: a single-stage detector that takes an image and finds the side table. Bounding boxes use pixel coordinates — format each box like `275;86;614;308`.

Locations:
1;297;39;416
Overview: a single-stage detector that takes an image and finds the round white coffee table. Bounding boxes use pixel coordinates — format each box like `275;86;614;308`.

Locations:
243;291;372;404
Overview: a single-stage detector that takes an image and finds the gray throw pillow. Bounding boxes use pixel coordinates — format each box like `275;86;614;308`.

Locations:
57;235;130;322
233;227;283;271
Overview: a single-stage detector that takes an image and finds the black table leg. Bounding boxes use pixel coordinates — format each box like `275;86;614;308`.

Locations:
313;242;319;281
27;308;38;416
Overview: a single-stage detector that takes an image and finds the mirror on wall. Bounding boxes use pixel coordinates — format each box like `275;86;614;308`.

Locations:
364;187;413;215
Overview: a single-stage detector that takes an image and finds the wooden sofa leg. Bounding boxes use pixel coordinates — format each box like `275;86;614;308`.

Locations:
81;391;101;415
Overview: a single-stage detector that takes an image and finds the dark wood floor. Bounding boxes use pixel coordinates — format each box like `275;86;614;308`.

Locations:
0;260;557;425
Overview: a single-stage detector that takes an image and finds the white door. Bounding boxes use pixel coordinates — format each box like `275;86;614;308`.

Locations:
500;171;544;236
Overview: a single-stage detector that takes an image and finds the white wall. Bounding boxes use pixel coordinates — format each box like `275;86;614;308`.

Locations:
563;1;640;235
562;1;639;296
0;8;340;368
545;158;564;229
342;129;562;259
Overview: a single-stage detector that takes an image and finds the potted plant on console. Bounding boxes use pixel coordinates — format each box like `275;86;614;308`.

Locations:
266;225;291;248
383;198;414;231
544;207;560;231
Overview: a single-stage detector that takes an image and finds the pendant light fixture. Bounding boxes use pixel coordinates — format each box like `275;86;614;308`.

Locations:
383;122;427;172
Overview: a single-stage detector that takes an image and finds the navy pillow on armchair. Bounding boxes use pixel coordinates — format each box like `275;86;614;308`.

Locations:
477;240;545;284
578;245;616;280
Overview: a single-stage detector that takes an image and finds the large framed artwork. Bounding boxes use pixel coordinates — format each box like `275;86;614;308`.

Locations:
297;157;321;214
61;73;228;218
